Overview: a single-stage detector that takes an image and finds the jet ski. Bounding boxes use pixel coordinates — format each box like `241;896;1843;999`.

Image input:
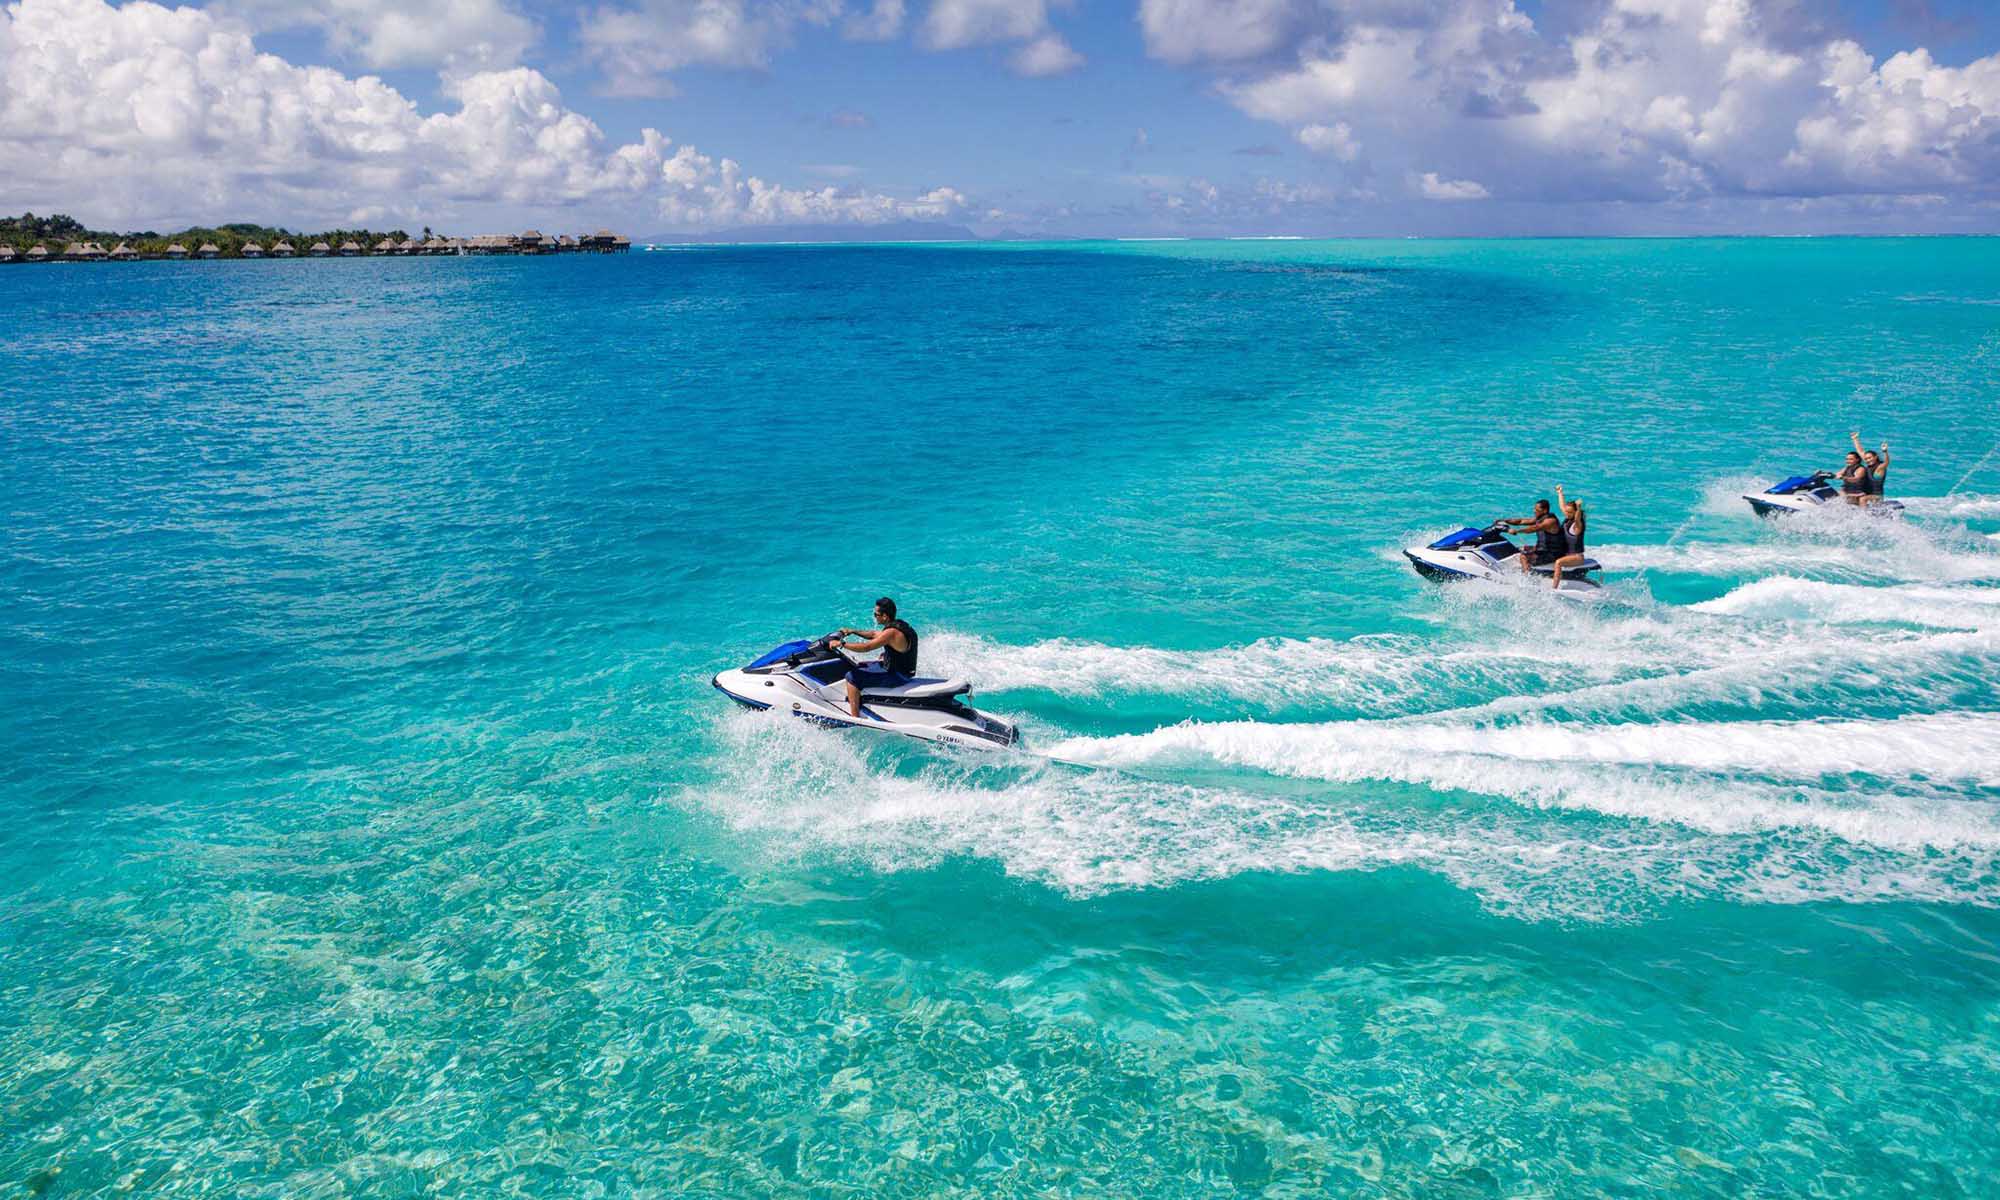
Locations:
1743;472;1903;517
712;635;1021;750
1403;524;1606;600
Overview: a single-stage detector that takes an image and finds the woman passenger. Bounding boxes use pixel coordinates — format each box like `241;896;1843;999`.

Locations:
1548;485;1588;590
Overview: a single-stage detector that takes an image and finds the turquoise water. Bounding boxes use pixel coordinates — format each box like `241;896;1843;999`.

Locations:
4;239;2000;1195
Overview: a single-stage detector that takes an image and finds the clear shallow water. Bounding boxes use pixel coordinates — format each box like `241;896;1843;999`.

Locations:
4;240;2000;1195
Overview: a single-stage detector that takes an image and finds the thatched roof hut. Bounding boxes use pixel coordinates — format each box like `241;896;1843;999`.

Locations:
165;243;189;257
272;241;295;256
372;238;396;254
0;246;17;262
339;241;361;255
241;242;264;257
310;242;331;255
27;244;50;260
64;242;106;260
397;238;419;253
110;243;138;260
197;243;220;259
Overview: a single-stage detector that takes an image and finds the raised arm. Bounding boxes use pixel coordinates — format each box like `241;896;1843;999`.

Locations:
1851;430;1865;457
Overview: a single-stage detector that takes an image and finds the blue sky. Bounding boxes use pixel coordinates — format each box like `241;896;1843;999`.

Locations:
3;0;1998;236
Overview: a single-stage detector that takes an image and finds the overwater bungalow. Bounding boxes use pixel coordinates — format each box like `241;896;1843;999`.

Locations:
310;242;331;256
372;238;397;254
399;238;421;254
558;235;579;252
424;237;450;254
339;241;361;256
580;229;631;253
197;243;221;259
109;243;138;261
26;244;50;261
0;246;16;263
241;242;264;257
164;243;188;259
63;242;107;260
271;241;295;257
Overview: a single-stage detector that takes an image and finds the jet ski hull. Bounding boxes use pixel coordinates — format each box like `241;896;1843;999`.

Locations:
1744;475;1903;518
1403;535;1607;601
711;650;1021;750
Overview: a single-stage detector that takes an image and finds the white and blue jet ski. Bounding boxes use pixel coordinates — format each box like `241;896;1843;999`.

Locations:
712;635;1021;750
1743;472;1903;517
1404;524;1606;600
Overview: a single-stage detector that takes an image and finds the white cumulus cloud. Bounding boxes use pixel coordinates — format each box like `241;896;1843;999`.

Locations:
1416;171;1488;199
1011;31;1083;75
1164;0;2000;208
0;0;970;231
921;0;1081;74
216;0;538;71
578;0;841;97
1296;121;1358;160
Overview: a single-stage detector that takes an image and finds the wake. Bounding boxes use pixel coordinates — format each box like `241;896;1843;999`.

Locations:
688;504;2000;920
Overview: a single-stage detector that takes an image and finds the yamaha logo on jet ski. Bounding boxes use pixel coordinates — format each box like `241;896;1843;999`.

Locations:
1403;524;1607;601
712;635;1022;750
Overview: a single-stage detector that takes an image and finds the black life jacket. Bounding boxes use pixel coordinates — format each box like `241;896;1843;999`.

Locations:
882;619;918;676
1533;518;1563;557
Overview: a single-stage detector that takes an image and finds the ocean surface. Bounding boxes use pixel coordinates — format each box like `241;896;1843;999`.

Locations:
4;238;2000;1196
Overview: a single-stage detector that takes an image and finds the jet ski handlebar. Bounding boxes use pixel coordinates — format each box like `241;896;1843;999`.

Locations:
815;634;863;664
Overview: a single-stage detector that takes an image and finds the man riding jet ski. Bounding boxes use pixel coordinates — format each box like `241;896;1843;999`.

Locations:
711;597;1021;750
1404;495;1606;600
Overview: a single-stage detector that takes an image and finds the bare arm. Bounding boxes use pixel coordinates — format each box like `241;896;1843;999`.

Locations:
834;628;894;653
1851;431;1865;457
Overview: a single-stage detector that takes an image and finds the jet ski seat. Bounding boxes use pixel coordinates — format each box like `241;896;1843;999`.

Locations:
1526;558;1601;575
859;676;972;700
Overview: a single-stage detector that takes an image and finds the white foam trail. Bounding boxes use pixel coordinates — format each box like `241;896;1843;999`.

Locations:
935;618;1999;725
688;709;2000;918
1699;474;1784;517
1053;711;2000;790
927;631;1437;703
1600;537;2000;583
1441;627;2000;721
1692;576;2000;629
924;627;1701;713
1045;713;2000;851
1901;494;2000;519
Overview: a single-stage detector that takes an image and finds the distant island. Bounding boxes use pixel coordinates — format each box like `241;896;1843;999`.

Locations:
0;213;629;261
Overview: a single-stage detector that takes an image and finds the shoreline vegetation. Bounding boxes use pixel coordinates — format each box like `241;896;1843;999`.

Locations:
0;213;630;262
